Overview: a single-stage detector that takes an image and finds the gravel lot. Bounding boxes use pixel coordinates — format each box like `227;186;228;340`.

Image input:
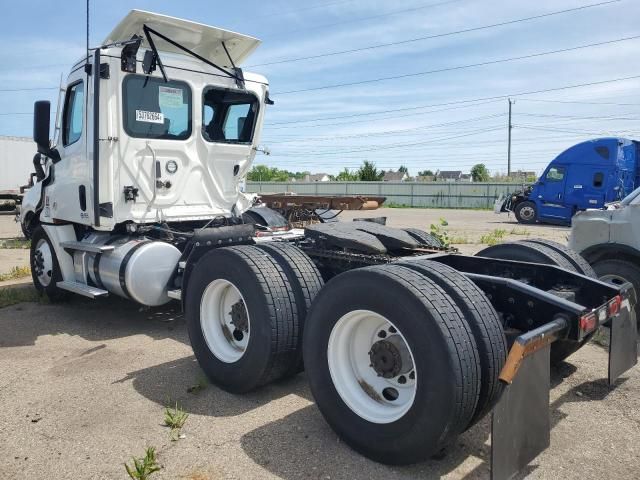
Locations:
0;211;638;479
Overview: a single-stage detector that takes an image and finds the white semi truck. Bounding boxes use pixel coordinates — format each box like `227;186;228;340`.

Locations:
20;10;637;475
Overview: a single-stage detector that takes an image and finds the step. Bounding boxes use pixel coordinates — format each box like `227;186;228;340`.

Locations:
57;281;109;298
60;241;115;254
167;289;182;301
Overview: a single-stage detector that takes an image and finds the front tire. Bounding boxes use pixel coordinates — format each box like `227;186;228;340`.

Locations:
303;264;481;464
592;258;640;327
30;226;67;301
514;200;537;224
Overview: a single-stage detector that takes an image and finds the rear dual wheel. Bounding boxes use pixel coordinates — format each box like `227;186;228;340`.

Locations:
303;264;502;464
477;239;596;364
186;243;322;393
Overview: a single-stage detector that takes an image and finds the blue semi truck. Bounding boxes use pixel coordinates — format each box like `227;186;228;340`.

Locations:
499;137;639;225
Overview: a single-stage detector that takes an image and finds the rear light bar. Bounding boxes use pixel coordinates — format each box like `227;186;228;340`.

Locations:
579;294;623;335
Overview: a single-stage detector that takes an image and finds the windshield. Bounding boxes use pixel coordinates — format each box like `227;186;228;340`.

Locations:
621;186;640;206
123;75;192;140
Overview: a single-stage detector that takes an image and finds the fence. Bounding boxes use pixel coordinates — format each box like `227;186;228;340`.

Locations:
246;181;520;209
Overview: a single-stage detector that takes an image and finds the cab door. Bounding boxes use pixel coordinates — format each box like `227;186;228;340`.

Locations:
41;74;93;225
537;165;573;221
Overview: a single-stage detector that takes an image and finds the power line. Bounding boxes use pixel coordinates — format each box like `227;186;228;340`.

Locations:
265;74;640;128
0;87;58;93
250;0;622;67
273;34;640;94
266;114;505;143
262;0;465;39
518;98;640;107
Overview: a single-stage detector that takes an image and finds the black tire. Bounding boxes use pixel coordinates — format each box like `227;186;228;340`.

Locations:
475;241;588;364
303;264;480;465
514;200;537;224
592;258;640;327
402;228;443;248
524;239;596;277
30;226;68;301
477;241;575;271
185;245;299;393
255;242;324;373
398;259;506;427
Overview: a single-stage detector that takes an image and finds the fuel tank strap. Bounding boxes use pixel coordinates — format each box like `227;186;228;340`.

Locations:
118;240;152;299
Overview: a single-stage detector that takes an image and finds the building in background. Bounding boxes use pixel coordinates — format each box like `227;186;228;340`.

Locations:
382;170;408;182
304;173;330;182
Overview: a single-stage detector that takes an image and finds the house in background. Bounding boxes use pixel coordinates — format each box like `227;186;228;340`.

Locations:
437;170;462;182
304;173;331;182
382;170;409;182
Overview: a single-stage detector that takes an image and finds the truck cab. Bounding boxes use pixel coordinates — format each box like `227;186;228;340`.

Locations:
21;10;268;236
507;138;638;225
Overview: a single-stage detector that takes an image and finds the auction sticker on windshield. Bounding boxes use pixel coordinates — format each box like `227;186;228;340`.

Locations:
136;110;164;124
159;86;184;108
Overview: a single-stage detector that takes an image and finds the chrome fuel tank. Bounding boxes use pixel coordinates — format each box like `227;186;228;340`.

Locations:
87;236;181;306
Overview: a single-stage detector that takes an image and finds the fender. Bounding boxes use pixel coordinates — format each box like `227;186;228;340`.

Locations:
581;243;640;265
40;224;77;282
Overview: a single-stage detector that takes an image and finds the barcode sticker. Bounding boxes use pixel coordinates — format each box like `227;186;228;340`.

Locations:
135;110;164;124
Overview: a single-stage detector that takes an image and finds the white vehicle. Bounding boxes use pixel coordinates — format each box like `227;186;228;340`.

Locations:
22;10;636;474
570;186;640;323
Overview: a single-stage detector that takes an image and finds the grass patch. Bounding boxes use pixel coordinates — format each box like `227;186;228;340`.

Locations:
479;229;507;246
187;375;208;394
0;238;30;249
0;287;41;308
0;266;31;282
124;447;161;480
429;218;450;248
164;402;188;441
509;227;530;236
449;236;470;244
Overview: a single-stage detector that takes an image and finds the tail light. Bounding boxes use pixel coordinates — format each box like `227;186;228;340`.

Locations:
579;312;597;333
608;295;622;316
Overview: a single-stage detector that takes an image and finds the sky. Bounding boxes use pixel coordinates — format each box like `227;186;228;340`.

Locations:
0;0;639;176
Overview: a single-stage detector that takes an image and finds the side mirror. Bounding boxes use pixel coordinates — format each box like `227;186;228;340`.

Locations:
33;101;51;153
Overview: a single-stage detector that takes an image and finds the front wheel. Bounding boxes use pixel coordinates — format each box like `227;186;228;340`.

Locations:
514;200;537;224
30;226;67;301
592;258;640;327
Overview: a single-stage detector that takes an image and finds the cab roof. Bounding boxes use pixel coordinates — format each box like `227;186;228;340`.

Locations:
103;10;261;67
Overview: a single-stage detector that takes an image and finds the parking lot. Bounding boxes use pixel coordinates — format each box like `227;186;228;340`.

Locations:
0;209;639;479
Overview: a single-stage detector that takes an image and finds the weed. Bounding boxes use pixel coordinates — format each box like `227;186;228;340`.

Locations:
124;447;161;480
449;236;470;244
0;287;41;308
187;375;208;394
164;402;188;440
509;227;530;236
429;218;450;247
0;266;31;282
480;229;507;246
0;238;31;249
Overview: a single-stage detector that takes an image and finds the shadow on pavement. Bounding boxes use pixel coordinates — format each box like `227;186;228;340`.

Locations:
0;294;184;348
117;356;312;417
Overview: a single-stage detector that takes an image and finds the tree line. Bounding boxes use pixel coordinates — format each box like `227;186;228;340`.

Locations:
247;161;532;182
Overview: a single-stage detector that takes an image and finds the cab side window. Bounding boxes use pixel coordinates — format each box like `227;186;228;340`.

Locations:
62;82;84;146
545;166;565;181
593;172;604;188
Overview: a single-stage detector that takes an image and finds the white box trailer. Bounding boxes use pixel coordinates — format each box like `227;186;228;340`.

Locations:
0;136;36;194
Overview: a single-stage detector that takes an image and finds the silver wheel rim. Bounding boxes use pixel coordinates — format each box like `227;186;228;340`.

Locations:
327;310;417;424
200;279;250;363
33;238;53;287
519;205;535;220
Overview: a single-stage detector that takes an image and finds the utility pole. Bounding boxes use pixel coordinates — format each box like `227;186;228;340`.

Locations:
507;98;513;177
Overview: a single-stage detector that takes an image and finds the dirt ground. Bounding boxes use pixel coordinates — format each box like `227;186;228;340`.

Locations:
0;211;638;480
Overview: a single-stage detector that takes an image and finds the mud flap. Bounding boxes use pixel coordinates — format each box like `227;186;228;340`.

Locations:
491;344;550;480
608;298;638;386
